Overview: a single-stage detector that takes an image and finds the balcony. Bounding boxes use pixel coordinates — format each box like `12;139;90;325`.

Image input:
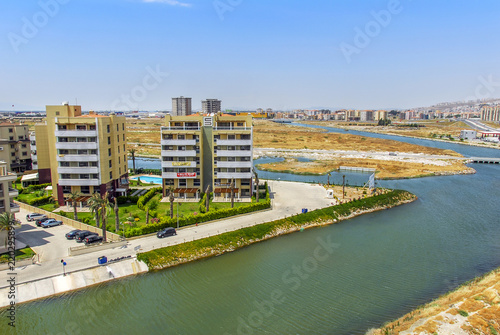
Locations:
215;172;253;179
161;150;197;157
161;139;196;146
32;163;38;169
56;142;98;150
161;172;197;179
59;178;100;186
214;126;251;131
57;154;99;162
9;203;20;213
161;161;197;168
0;172;17;182
8;188;18;197
216;161;253;168
215;150;252;157
55;130;97;137
58;167;99;174
161;126;200;131
216;139;252;146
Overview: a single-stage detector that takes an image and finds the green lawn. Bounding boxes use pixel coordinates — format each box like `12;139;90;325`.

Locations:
0;247;35;263
60;194;267;233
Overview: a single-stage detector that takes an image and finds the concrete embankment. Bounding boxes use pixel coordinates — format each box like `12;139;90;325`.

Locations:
0;258;148;308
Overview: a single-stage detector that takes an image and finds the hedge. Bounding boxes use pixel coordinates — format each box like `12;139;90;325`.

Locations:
21;183;51;194
27;195;53;206
137;187;162;210
117;195;139;204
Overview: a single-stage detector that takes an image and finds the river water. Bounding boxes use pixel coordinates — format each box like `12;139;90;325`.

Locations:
4;125;500;335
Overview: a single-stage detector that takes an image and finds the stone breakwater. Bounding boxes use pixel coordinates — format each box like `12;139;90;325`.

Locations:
139;191;417;271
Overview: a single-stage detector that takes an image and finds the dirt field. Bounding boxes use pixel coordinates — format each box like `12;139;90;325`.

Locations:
368;267;500;335
253;120;462;156
257;157;474;179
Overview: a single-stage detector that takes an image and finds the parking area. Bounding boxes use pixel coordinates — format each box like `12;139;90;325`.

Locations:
16;207;78;262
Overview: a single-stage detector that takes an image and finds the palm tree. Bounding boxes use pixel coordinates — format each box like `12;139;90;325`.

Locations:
0;212;13;247
327;172;331;186
114;197;120;232
100;193;113;242
253;170;259;202
168;186;175;219
129;148;137;174
67;191;82;221
88;193;102;228
205;184;210;212
230;179;235;208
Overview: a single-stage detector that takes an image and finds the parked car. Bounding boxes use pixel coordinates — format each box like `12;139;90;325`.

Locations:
36;217;51;227
84;235;103;245
41;220;63;228
65;229;81;240
26;213;47;221
157;227;177;238
75;231;98;243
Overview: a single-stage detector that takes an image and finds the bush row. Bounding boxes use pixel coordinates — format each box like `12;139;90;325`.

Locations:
117;195;139;204
21;183;51;194
126;199;271;238
137;187;162;210
26;195;53;206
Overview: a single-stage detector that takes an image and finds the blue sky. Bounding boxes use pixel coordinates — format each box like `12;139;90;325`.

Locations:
1;0;500;111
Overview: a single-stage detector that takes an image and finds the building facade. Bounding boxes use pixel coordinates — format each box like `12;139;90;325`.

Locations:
161;113;253;199
0;124;32;174
481;105;500;122
172;96;192;116
202;99;221;115
0;161;19;215
33;104;129;205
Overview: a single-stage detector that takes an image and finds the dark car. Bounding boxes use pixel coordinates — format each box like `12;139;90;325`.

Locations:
84;235;103;245
75;230;98;243
65;229;81;240
157;227;177;238
35;217;51;227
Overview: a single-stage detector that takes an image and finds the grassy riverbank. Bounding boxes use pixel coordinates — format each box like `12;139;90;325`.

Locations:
137;189;416;270
368;267;500;335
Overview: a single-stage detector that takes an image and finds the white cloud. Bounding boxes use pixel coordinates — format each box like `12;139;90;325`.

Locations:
142;0;192;7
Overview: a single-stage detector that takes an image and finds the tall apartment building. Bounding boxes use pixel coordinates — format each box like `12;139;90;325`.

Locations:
481;105;500;122
0;161;19;215
33;104;129;205
172;96;192;116
202;99;221;115
0;124;32;174
161;113;253;199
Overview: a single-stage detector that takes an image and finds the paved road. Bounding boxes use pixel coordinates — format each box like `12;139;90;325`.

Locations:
462;119;499;132
2;180;333;287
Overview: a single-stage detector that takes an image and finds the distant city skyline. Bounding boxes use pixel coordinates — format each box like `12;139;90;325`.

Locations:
1;1;500;111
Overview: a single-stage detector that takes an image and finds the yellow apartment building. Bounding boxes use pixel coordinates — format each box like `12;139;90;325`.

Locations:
0;123;32;174
32;104;129;205
161;113;253;199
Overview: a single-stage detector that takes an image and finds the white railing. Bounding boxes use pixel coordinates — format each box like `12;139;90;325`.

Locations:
216;161;253;168
58;167;99;174
161;126;200;131
56;142;98;150
160;139;196;146
58;179;100;186
161;150;197;157
215;150;252;157
57;154;99;162
161;161;197;168
216;139;252;146
216;172;253;179
55;130;97;137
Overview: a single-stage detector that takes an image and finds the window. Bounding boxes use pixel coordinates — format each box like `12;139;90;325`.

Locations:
62;186;71;194
80;174;89;179
8;128;13;133
109;160;112;168
237;122;244;127
60;162;69;167
91;174;98;179
228;146;236;151
77;138;87;142
61;174;70;179
90;150;97;154
55;112;60;116
117;135;119;142
77;125;86;130
81;186;90;194
108;148;111;156
122;123;125;131
179;179;187;187
58;125;67;130
89;125;96;130
164;134;173;140
108;137;111;145
178;134;185;140
79;162;88;167
118;147;120;153
77;150;87;155
165;168;174;172
22;152;27;156
178;146;186;151
241;134;251;140
163;157;173;161
10;145;14;149
119;167;121;174
107;125;110;133
118;157;121;164
194;179;200;186
9;137;13;141
123;144;125;151
109;172;113;179
90;162;98;167
241;179;251;186
59;137;68;142
178;157;186;161
10;153;15;157
59;149;69;155
123;134;125;141
228;134;235;140
116;124;119;131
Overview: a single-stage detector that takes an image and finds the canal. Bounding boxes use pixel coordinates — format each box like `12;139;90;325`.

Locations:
4;125;500;335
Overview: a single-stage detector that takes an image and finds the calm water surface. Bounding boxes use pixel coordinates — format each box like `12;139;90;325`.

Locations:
4;126;500;335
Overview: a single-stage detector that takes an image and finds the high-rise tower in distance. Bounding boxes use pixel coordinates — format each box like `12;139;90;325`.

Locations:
202;99;221;115
172;96;192;116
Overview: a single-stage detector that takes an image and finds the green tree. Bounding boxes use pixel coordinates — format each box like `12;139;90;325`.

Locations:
168;186;175;219
114;197;120;232
205;184;210;212
230;179;235;208
0;212;13;246
129;148;136;174
100;193;112;241
67;191;82;221
88;193;102;228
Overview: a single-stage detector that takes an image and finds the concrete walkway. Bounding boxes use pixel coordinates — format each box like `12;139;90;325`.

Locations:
0;180;332;307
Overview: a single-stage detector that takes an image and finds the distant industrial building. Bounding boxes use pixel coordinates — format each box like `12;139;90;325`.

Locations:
172;97;192;116
202;99;221;115
460;130;477;140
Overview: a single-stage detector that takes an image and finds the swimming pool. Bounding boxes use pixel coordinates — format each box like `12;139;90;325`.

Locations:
130;176;162;184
